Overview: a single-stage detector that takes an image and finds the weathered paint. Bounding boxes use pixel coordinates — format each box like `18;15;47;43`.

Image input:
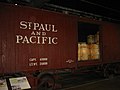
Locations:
0;2;120;74
0;3;77;74
102;23;120;63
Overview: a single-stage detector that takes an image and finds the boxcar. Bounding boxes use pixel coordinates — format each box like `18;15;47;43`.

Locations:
0;3;120;90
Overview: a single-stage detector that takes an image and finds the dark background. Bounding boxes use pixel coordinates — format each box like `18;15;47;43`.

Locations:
1;0;120;22
49;0;120;19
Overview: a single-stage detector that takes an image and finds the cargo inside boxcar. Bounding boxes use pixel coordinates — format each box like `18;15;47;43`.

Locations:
78;22;100;61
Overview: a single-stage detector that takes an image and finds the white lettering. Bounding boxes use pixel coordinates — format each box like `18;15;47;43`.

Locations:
52;25;57;32
39;24;45;31
34;23;39;30
22;36;30;44
29;62;38;66
31;31;36;35
29;58;36;61
19;21;58;32
42;37;47;44
28;22;32;29
16;35;23;43
37;36;40;44
40;58;48;61
36;31;41;35
40;62;48;66
16;35;58;45
18;21;58;45
29;36;36;44
42;32;46;36
45;24;51;31
52;37;58;44
20;21;27;29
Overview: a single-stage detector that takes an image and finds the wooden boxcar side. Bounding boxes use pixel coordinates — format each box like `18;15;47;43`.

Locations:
101;23;120;63
0;3;77;74
1;2;120;90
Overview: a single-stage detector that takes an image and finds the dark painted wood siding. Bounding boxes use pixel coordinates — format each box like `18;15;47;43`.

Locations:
0;3;77;73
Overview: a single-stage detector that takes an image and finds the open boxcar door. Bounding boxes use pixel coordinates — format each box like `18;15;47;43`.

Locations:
77;21;102;67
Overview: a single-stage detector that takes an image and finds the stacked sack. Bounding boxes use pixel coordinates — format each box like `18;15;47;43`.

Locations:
78;31;100;61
